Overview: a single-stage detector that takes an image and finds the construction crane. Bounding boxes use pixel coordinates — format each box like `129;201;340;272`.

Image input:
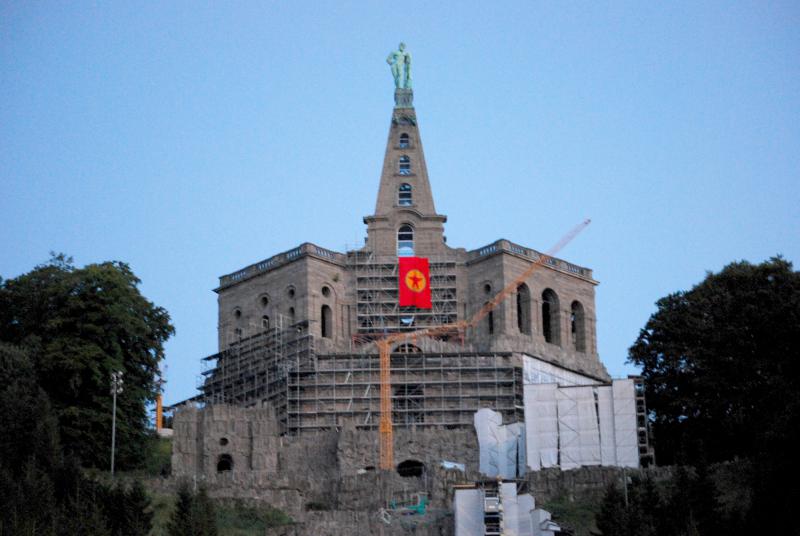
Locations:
377;219;591;470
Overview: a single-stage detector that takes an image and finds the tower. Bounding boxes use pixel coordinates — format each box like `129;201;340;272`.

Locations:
364;89;448;258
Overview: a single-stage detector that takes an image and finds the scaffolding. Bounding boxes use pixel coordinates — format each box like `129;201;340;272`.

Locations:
349;251;458;342
199;314;315;431
285;351;524;432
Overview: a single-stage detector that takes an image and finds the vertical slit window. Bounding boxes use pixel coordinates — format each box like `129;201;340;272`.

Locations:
571;301;586;352
542;289;561;346
321;305;332;338
517;284;531;334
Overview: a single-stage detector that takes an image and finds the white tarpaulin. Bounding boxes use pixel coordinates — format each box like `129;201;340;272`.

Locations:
522;355;597;386
597;385;617;466
525;380;640;470
454;489;484;536
612;379;639;468
524;383;559;470
556;386;601;469
474;408;526;479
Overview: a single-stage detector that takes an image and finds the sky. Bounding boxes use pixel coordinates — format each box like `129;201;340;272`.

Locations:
2;2;798;405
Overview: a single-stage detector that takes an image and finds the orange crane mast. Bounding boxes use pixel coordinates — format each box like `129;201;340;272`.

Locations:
377;219;591;470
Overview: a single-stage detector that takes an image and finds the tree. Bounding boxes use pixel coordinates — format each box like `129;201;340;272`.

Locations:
628;257;800;465
168;481;217;536
0;254;175;468
628;256;800;532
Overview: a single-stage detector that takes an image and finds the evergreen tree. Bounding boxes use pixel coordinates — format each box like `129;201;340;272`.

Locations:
168;481;197;536
193;486;218;536
124;480;154;536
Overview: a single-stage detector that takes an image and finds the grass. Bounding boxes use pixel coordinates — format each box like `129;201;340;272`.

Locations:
216;500;294;535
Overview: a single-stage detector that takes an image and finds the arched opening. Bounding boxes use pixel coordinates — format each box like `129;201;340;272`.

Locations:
398;183;413;206
321;305;332;338
397;224;414;257
542;289;561;345
393;343;422;353
571;301;586;352
396;459;426;478
399;133;410;148
517;283;531;334
486;304;494;335
217;454;233;472
261;315;270;330
219;437;229;446
289;307;295;324
398;155;411;175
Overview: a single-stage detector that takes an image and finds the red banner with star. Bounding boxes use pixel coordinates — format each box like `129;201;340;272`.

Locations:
398;257;432;309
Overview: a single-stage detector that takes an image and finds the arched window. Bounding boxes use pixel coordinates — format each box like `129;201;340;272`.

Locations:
321;305;332;338
571;301;586;352
397;224;414;256
217;454;233;472
399;133;410;148
517;284;531;334
399;155;411;175
289;307;295;324
398;183;412;206
541;289;561;345
486;303;494;335
262;315;270;330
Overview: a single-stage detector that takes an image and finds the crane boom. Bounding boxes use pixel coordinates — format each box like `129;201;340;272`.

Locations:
377;219;591;470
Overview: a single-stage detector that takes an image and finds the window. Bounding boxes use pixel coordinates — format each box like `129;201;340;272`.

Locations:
233;308;242;319
398;183;412;206
517;284;531;334
289;307;295;323
287;287;295;299
542;289;561;345
260;296;269;307
217;454;233;472
399;155;411;175
571;301;586;352
321;305;332;338
486;304;494;335
397;224;414;256
261;315;270;330
399;133;410;148
321;285;331;297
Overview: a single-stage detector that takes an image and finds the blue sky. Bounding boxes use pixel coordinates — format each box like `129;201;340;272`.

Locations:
2;2;798;405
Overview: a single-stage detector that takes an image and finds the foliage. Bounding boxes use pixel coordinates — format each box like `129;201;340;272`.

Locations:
0;254;175;469
168;481;218;536
627;256;799;532
540;494;600;536
628;257;799;466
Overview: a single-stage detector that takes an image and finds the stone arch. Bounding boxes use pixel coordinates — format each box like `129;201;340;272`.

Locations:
517;283;531;334
571;300;586;352
541;288;561;345
217;454;233;472
397;459;425;478
321;304;332;338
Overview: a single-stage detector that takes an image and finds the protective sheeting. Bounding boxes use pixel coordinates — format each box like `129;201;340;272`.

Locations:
454;485;560;536
524;383;559;470
454;489;484;536
474;408;526;478
612;379;640;468
597;386;617;465
522;354;597;386
524;380;640;471
557;386;601;470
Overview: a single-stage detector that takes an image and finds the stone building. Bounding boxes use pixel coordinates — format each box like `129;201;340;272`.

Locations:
169;70;655;534
195;85;609;436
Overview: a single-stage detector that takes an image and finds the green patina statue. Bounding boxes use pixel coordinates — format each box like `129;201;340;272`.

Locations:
387;42;412;89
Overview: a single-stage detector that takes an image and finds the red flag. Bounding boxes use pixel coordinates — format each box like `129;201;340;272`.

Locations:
398;257;432;309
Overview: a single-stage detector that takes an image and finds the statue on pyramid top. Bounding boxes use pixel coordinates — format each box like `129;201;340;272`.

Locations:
387;42;412;90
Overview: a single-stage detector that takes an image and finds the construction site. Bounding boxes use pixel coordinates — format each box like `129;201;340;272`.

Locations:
167;49;654;535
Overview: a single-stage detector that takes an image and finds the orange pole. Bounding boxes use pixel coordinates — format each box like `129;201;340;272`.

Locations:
156;394;163;431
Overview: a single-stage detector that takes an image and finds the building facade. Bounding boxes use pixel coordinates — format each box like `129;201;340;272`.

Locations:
198;87;609;435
